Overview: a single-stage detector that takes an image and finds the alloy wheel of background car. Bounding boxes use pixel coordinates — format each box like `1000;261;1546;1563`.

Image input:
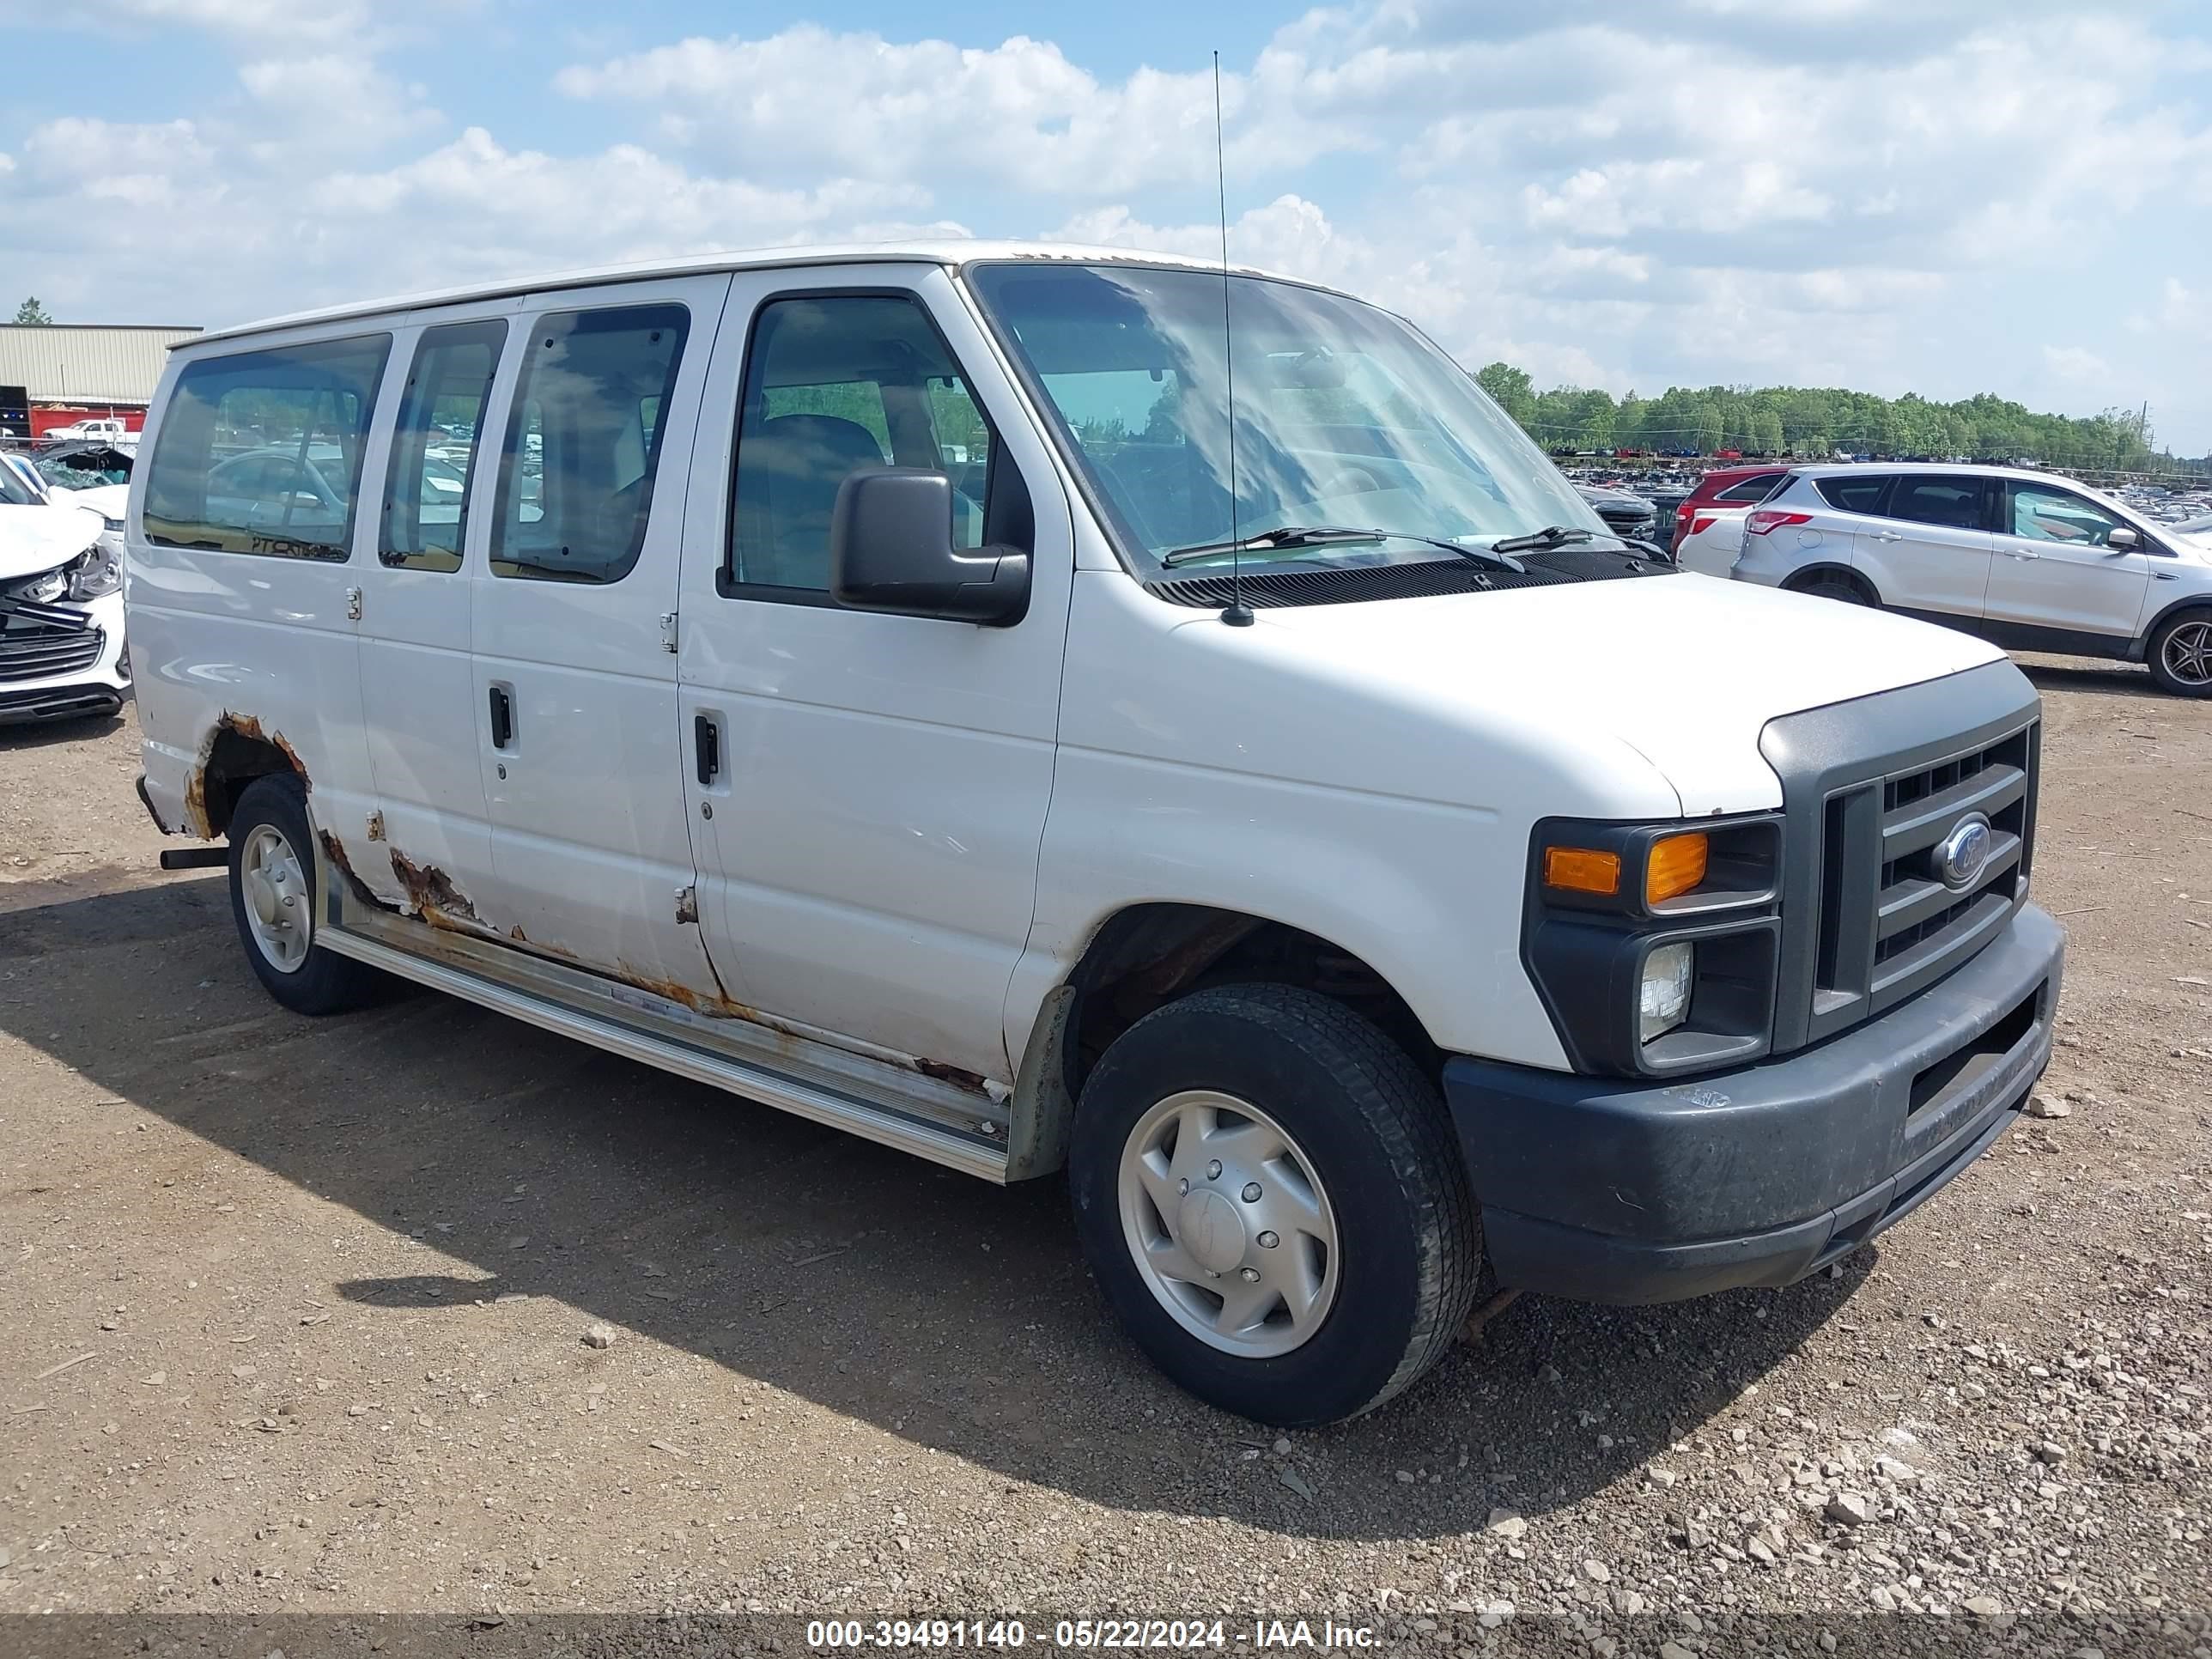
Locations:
1116;1089;1340;1359
2154;616;2212;694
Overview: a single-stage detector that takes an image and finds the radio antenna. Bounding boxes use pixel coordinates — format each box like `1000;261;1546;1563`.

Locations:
1212;50;1253;628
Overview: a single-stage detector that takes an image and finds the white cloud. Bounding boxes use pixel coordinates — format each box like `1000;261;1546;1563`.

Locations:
2042;345;2111;381
2;3;2208;447
236;56;440;155
554;27;1358;196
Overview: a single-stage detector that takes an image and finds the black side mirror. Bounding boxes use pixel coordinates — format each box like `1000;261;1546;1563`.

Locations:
830;467;1030;625
2106;526;2141;552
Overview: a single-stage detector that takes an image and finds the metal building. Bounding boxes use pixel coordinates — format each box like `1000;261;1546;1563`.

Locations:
0;323;203;437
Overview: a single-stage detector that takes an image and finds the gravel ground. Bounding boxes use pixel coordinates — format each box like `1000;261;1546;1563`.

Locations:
0;656;2207;1653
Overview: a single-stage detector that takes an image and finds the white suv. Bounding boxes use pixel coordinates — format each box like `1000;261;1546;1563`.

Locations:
1729;464;2212;697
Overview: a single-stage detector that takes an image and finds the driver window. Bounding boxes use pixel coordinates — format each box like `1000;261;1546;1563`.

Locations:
727;294;993;596
2009;483;2124;548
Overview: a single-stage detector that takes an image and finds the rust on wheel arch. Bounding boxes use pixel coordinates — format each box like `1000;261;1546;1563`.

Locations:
183;711;315;839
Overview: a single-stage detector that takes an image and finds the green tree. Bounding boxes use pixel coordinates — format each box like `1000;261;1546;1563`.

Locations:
1692;400;1724;454
1749;410;1784;455
12;297;53;325
1474;362;1534;425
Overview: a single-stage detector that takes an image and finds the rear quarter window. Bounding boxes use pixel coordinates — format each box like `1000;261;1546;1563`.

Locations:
1716;473;1784;503
1815;474;1892;515
143;335;392;561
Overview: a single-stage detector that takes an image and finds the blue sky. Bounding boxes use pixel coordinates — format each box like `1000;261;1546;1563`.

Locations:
4;1;2209;453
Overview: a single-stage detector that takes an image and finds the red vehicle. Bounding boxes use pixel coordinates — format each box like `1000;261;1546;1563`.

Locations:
1670;463;1789;551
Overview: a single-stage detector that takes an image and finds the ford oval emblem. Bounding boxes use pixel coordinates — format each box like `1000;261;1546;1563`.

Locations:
1933;813;1994;890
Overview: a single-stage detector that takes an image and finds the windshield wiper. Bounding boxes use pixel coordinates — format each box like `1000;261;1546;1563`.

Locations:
1491;525;1591;555
1160;526;1387;566
1162;524;1526;575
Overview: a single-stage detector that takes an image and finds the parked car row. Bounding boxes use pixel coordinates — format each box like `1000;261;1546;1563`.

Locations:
1674;464;2212;696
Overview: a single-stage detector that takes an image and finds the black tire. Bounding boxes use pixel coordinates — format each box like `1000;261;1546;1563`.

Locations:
1068;983;1481;1426
2147;607;2212;698
1788;571;1874;606
226;774;379;1015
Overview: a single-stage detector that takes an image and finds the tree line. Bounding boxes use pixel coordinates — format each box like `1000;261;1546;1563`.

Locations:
1472;362;2206;478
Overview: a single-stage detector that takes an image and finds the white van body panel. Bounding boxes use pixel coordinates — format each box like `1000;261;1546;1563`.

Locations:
1005;566;2002;1069
340;297;526;920
126;319;383;845
125;244;2024;1177
462;272;733;997
674;264;1078;1082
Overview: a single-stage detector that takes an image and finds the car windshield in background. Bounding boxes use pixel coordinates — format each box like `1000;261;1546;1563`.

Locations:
965;262;1601;575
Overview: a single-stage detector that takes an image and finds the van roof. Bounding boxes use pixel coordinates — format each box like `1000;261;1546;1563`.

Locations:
180;241;1323;350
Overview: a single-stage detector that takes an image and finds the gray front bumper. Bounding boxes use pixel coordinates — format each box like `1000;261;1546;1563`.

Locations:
1444;902;2063;1304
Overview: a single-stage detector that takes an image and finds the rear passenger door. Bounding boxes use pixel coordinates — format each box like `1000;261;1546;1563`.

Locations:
1858;473;1994;621
1984;479;2152;643
468;276;732;997
342;310;511;915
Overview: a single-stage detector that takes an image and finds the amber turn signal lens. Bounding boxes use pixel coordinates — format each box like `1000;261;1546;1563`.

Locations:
1646;832;1710;904
1543;847;1621;896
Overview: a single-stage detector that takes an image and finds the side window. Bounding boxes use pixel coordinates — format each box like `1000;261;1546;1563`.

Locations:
1815;474;1891;514
2009;483;2124;548
489;304;690;585
1887;475;1986;532
380;319;507;573
728;294;995;595
143;334;392;560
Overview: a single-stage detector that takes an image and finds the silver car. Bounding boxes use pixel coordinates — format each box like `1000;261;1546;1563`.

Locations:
1725;464;2212;697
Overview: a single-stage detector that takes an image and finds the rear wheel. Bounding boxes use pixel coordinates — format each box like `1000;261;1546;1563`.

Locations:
227;775;379;1015
2148;608;2212;698
1788;571;1874;605
1068;983;1480;1425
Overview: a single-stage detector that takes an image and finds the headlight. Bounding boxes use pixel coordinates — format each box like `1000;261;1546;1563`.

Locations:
1638;942;1695;1042
67;543;121;599
17;568;69;605
1525;816;1783;1077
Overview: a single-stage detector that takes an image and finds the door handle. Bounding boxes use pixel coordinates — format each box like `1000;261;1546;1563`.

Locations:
694;713;720;787
1872;530;1903;543
489;684;514;749
2008;550;2040;562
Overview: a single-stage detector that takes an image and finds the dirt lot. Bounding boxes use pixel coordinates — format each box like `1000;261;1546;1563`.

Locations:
1;656;2208;1650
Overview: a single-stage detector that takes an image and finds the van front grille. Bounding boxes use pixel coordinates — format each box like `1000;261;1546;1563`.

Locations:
1758;664;2044;1055
1813;725;2034;1033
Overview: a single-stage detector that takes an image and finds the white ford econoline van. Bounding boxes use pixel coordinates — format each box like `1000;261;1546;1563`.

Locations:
127;244;2062;1425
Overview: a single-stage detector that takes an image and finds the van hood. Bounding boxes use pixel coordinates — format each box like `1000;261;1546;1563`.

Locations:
0;502;106;581
1249;570;2009;816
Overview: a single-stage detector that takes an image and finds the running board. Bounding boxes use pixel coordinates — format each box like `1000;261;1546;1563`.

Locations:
318;921;1011;1183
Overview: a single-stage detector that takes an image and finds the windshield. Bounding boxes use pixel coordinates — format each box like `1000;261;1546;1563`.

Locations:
965;262;1602;574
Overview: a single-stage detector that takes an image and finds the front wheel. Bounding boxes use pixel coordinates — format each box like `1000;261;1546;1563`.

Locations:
227;775;380;1015
2148;608;2212;698
1068;984;1480;1425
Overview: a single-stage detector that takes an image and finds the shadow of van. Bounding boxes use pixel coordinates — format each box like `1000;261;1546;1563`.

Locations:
0;876;1869;1542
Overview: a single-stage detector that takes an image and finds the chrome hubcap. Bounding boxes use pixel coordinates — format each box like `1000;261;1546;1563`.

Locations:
1118;1090;1339;1358
240;823;309;973
2164;621;2212;687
